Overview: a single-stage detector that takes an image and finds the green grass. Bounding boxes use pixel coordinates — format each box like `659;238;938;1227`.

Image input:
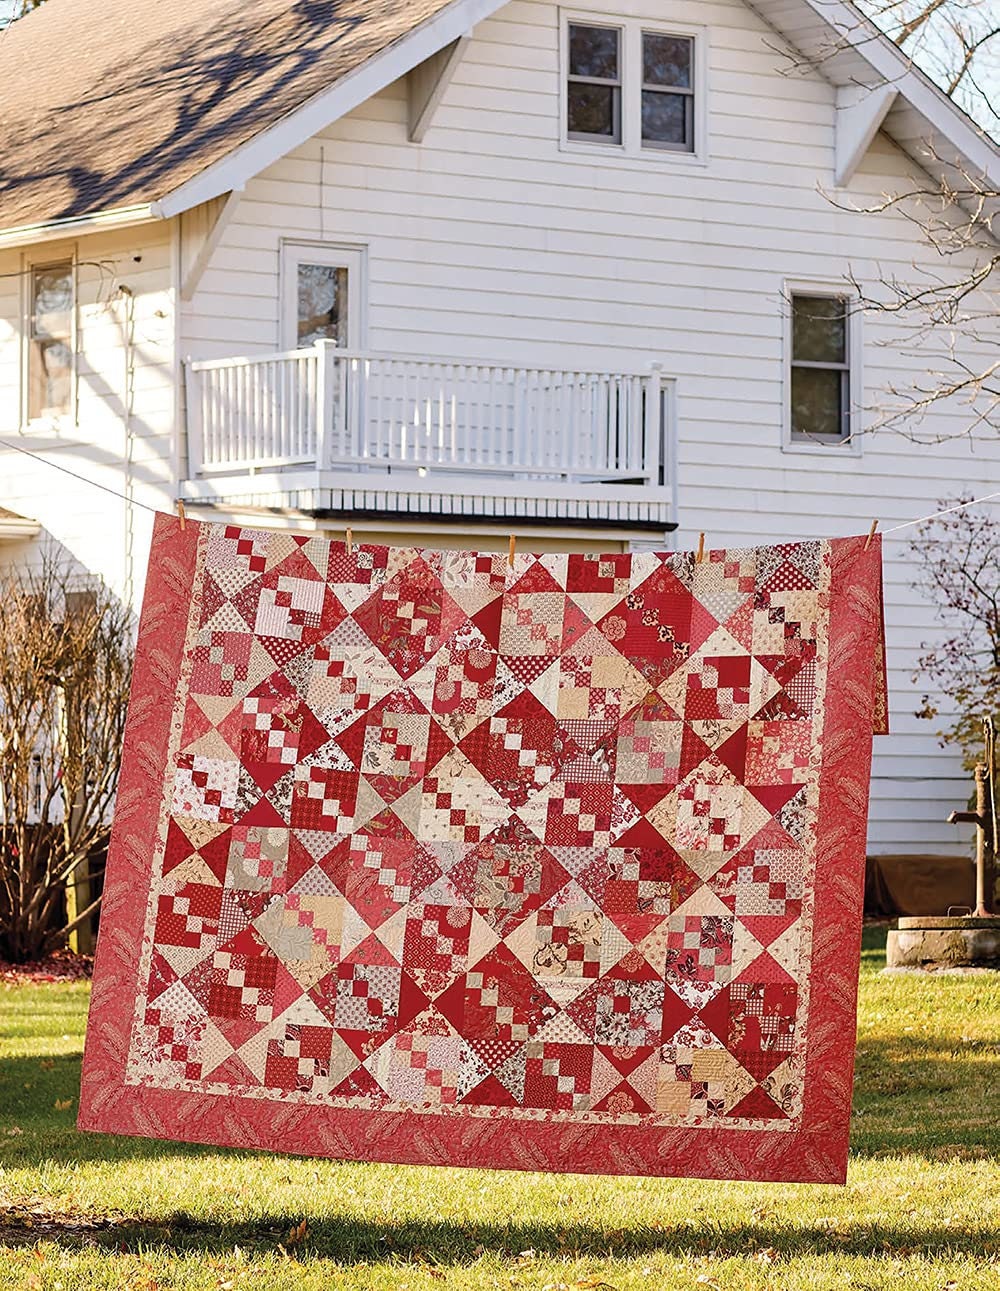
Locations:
1;927;998;1290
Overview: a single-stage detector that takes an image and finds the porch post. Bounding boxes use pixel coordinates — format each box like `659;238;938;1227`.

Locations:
313;340;337;469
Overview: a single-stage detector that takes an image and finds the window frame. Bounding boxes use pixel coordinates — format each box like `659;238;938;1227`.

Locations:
559;10;708;164
279;241;367;352
782;281;863;456
21;249;78;429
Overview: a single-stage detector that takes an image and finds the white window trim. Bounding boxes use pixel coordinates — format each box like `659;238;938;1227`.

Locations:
559;9;709;166
20;245;78;432
781;279;864;458
279;241;367;351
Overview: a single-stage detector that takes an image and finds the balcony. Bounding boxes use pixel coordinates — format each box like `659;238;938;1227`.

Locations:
182;342;677;528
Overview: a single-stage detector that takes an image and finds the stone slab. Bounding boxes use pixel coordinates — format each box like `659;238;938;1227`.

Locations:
886;922;1000;970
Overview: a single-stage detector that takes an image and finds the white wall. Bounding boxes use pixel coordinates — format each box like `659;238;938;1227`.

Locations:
179;0;997;857
0;224;176;603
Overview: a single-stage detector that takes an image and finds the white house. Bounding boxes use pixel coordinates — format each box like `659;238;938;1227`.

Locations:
0;0;997;869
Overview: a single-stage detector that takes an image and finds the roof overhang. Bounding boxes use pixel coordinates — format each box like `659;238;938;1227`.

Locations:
0;509;42;542
0;203;160;251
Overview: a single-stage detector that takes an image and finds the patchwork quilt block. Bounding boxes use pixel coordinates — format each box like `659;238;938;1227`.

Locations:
80;519;886;1183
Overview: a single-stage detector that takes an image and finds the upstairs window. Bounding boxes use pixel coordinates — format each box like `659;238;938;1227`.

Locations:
281;244;364;351
27;260;74;421
563;15;703;158
567;24;622;143
790;294;851;442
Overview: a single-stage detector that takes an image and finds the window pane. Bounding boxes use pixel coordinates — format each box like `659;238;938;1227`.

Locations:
29;338;72;418
568;82;619;138
792;295;846;363
297;264;348;347
32;264;72;339
569;24;619;80
643;33;692;88
791;366;845;438
641;90;690;146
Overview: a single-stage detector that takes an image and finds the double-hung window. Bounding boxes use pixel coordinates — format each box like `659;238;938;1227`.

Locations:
564;17;702;157
789;293;852;442
26;259;74;422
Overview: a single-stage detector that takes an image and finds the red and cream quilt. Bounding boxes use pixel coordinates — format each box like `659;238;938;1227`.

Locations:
79;519;886;1183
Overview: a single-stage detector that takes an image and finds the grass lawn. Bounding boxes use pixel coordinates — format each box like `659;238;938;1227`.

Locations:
1;927;997;1290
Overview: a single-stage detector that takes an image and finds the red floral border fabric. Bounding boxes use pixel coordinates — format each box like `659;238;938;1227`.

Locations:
79;520;885;1182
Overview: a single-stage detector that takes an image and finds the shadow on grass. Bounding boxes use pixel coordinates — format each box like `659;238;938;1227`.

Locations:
2;1027;996;1172
1;1205;996;1264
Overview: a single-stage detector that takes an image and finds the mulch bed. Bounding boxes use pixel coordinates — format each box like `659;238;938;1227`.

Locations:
0;949;94;985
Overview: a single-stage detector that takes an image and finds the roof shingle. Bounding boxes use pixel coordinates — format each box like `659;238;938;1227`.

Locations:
0;0;454;232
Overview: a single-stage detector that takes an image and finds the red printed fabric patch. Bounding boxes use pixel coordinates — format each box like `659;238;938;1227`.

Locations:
79;520;886;1183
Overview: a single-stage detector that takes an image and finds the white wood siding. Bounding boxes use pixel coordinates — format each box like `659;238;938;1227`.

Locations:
178;0;997;857
0;224;175;600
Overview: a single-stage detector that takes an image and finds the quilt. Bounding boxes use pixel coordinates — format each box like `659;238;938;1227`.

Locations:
79;519;886;1183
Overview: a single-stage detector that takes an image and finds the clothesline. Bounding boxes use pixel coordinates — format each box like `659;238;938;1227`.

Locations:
2;432;999;539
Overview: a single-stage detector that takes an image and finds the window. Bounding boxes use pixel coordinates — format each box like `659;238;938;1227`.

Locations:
641;32;694;151
567;23;622;143
280;244;364;351
790;294;851;442
27;260;74;421
563;16;703;158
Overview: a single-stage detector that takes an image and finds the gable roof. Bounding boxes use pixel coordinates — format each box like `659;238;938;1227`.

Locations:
0;0;996;243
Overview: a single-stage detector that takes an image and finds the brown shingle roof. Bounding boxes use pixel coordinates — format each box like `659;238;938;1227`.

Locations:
0;0;456;233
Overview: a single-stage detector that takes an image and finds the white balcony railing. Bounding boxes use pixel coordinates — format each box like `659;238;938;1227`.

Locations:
184;343;675;523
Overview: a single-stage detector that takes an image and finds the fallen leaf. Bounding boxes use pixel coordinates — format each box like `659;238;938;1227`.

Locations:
54;1098;74;1111
283;1217;308;1250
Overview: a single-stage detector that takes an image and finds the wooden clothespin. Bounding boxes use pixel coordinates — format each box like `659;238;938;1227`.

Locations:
864;519;879;550
346;526;353;556
508;535;516;569
695;532;705;564
175;499;186;531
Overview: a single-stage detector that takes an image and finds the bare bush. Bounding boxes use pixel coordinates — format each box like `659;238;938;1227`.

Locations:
0;562;133;962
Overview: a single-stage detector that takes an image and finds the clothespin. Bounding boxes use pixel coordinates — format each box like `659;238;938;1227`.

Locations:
175;499;186;531
864;519;879;550
695;532;705;564
508;535;516;569
346;526;353;556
